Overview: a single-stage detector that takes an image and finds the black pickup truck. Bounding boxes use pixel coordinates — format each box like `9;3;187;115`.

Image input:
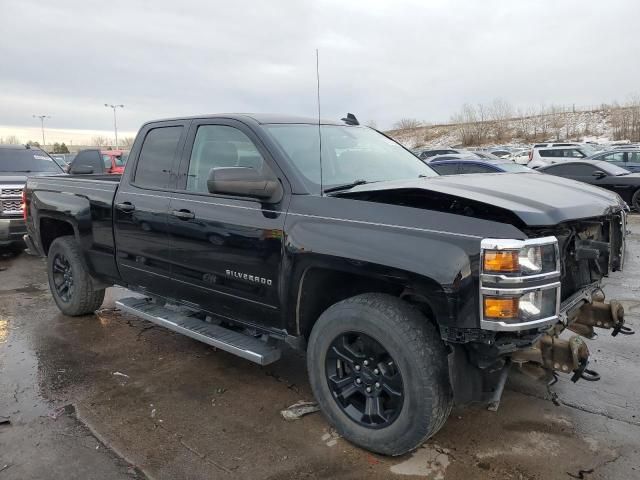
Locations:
24;114;630;456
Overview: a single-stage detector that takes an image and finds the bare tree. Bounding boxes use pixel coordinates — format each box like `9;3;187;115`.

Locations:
91;136;109;147
393;118;422;130
121;137;135;148
490;98;513;140
2;135;21;144
549;105;565;140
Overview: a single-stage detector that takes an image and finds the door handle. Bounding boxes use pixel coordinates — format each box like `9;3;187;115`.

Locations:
116;202;135;212
171;209;195;220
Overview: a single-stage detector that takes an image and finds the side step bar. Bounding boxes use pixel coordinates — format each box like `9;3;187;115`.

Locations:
115;297;281;365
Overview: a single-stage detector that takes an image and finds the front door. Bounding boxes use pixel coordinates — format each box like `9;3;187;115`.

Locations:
114;122;188;296
167;119;288;328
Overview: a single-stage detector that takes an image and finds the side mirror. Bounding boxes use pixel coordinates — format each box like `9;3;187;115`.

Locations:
207;167;283;203
71;165;94;174
592;170;607;179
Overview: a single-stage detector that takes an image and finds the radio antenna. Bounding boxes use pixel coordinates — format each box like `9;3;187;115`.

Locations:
316;48;324;196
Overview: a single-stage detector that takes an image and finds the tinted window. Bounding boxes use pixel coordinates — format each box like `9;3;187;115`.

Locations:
539;149;558;158
186;125;265;193
544;163;596;176
70;150;103;174
430;163;459;175
566;149;586;158
0;148;62;173
102;155;112;168
458;163;494;174
135;126;183;189
629;152;640;163
600;152;625;163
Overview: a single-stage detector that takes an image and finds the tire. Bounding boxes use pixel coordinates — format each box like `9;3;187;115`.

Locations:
47;235;105;316
307;293;452;456
632;189;640;212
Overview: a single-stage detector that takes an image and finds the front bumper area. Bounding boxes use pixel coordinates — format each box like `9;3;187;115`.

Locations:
0;217;26;246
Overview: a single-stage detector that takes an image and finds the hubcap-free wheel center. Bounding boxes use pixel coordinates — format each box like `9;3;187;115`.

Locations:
325;332;404;428
52;253;74;302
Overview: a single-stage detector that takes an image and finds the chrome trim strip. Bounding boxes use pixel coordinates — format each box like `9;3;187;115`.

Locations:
480;314;558;332
480;281;561;296
481;270;560;285
480;236;558;250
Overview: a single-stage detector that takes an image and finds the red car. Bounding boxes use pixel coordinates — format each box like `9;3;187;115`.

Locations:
101;150;128;174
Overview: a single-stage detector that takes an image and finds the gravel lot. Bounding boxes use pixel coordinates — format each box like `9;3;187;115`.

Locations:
1;217;639;479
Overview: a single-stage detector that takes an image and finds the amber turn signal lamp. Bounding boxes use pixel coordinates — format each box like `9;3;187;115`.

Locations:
483;250;519;273
483;296;519;319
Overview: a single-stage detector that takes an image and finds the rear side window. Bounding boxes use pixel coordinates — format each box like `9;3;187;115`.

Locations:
539;149;557;158
458;163;493;174
430;163;459;175
135;126;183;189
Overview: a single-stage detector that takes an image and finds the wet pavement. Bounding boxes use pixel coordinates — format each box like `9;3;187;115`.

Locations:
1;218;639;479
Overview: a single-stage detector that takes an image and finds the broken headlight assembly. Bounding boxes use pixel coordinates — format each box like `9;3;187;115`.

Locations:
480;237;560;331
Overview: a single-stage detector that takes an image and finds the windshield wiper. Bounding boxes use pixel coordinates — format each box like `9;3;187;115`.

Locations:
323;179;370;194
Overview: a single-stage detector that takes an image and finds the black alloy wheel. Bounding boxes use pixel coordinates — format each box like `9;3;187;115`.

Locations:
325;331;404;429
51;252;74;302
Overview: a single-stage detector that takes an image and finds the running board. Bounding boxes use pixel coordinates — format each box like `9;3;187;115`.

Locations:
115;297;281;365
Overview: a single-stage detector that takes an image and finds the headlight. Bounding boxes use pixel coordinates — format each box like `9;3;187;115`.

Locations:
480;236;560;331
481;239;558;277
483;288;558;324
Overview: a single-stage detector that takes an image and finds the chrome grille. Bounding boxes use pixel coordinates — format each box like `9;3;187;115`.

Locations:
0;184;24;215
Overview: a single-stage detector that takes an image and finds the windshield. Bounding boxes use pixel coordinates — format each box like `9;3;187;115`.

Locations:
580;145;598;157
0;148;62;173
496;163;532;172
265;125;437;193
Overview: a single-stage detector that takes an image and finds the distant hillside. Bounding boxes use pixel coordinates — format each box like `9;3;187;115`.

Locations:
387;104;640;148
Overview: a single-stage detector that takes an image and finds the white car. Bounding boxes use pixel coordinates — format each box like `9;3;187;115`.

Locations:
528;145;598;169
509;149;531;165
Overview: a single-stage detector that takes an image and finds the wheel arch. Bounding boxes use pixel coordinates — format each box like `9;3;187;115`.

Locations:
291;263;449;341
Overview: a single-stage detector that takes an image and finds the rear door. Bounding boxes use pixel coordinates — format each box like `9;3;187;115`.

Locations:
114;121;188;296
166;119;288;328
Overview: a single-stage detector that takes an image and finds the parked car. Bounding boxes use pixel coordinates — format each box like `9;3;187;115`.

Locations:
528;145;598;169
101;149;128;174
24;113;629;456
489;149;512;159
510;149;531;165
538;160;640;210
427;156;532;175
0;145;63;248
589;149;640;173
415;147;466;160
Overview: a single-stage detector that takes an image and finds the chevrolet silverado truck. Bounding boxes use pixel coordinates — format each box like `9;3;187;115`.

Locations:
23;114;631;456
1;144;63;249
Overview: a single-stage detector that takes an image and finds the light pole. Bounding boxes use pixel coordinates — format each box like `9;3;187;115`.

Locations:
104;104;124;148
32;114;51;147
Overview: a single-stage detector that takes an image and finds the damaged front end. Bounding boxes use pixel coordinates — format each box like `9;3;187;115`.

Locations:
450;209;633;409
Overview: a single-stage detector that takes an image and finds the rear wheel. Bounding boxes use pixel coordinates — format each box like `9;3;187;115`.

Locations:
47;236;105;316
632;189;640;212
307;293;452;456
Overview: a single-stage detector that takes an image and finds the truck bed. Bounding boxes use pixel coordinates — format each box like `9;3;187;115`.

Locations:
25;174;121;282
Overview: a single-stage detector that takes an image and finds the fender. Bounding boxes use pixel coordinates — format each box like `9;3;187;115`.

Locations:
282;194;526;332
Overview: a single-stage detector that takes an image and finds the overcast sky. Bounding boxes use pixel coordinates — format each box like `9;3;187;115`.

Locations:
1;0;639;142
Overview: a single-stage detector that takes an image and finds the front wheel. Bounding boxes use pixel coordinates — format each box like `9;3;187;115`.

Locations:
47;235;105;316
307;293;452;456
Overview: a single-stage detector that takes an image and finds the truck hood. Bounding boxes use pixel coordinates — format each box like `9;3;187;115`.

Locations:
0;172;64;184
340;172;625;226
